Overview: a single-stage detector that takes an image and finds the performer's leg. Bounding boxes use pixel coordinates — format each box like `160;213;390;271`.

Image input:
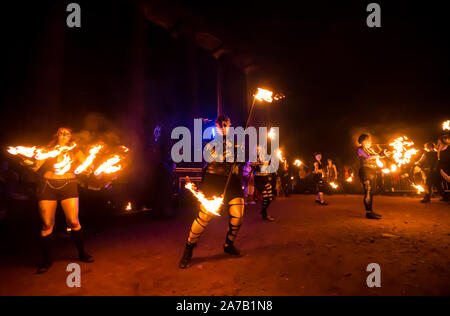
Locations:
261;182;275;221
37;200;57;274
179;206;214;269
224;198;245;256
61;198;94;263
363;179;381;219
421;171;432;203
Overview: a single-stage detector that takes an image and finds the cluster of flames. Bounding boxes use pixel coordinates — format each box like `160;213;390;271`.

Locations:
254;88;284;103
7;143;128;176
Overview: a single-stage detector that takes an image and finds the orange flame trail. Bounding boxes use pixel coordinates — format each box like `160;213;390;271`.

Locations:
185;182;223;217
7;146;36;158
94;155;122;176
53;153;73;175
75;144;103;174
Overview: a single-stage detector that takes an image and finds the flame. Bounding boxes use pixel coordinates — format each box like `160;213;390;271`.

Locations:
329;182;338;189
389;136;418;167
185;182;223;216
7;146;37;158
254;88;274;103
376;158;384;168
268;128;276;140
125;202;132;211
53;153;73;175
74;144;103;174
94;155;122;176
35;143;77;160
121;145;129;153
382;168;391;174
443;120;450;131
346;173;354;182
390;164;398;172
294;159;302;167
412;184;425;194
276;149;285;162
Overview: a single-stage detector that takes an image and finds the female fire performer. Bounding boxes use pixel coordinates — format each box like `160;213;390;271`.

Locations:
179;115;245;269
312;152;327;205
29;127;94;273
253;146;276;221
357;134;383;220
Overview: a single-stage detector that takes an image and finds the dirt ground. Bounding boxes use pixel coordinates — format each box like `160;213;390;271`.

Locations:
0;194;449;296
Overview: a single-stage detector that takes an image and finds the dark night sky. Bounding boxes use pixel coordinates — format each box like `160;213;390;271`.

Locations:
1;0;449;168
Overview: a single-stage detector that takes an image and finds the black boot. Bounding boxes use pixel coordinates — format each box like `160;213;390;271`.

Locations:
179;243;196;269
36;234;53;274
366;211;382;220
224;241;242;257
71;229;94;263
421;195;431;203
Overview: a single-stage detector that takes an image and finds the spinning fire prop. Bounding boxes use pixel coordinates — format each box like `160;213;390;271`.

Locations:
7;141;128;177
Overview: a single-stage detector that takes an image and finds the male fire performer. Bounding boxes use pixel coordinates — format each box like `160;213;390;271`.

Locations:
312;152;327;205
415;142;438;203
357;134;383;219
252;146;276;221
179;115;245;269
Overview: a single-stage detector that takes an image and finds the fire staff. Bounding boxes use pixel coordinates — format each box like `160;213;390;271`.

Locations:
30;127;94;273
357;134;383;220
179;115;245;269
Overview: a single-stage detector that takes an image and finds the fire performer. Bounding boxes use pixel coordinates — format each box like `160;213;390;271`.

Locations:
30;128;94;273
179;115;245;269
415;142;438;203
252;146;276;221
357;134;383;220
312;153;327;205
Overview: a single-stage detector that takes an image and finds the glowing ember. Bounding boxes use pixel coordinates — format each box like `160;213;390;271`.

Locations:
185;182;223;217
53;153;73;175
94;155;122;176
254;88;274;103
412;184;425;194
329;182;338;189
389;136;418;167
74;144;103;174
268;128;276;140
294;159;302;167
121;146;129;153
7;146;36;158
125;202;132;211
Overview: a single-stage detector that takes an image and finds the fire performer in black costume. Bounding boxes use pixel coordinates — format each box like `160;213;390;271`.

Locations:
416;142;438;203
179;115;245;269
312;152;327;205
253;146;276;221
357;134;383;220
28;128;94;273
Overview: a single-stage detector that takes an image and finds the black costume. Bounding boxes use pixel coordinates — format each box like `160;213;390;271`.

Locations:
357;146;382;219
417;150;439;202
180;136;244;269
36;155;93;274
253;160;275;221
312;157;327;205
